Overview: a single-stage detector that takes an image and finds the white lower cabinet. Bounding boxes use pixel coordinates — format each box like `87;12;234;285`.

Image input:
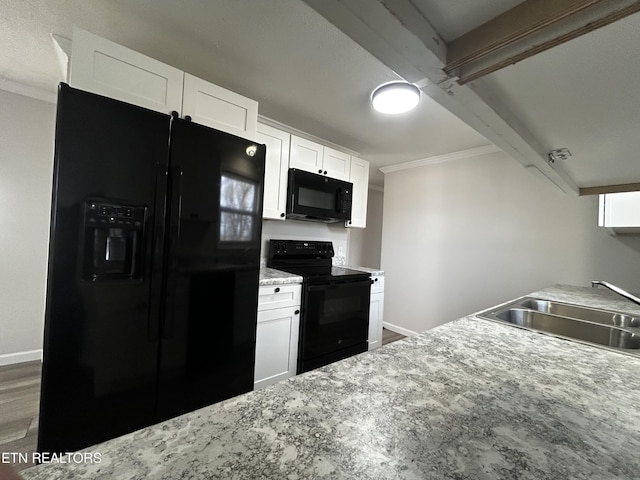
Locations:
254;284;301;390
368;276;385;351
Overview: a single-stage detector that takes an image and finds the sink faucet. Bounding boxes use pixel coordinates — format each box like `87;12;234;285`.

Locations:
591;281;640;307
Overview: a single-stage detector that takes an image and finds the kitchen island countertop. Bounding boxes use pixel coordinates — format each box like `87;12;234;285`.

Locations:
21;284;640;479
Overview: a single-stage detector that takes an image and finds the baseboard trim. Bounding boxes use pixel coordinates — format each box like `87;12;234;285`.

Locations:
0;349;43;366
383;322;418;337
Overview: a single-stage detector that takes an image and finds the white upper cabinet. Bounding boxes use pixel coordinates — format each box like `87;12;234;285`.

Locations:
289;136;351;181
69;28;258;140
289;136;324;173
346;157;370;228
256;123;290;220
599;192;640;234
69;28;184;115
322;147;351;181
182;74;257;140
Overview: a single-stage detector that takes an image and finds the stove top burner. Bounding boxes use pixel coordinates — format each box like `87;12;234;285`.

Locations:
274;265;370;283
267;239;370;283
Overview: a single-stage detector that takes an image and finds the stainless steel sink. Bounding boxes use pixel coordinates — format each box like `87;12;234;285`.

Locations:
477;297;640;355
495;308;640;349
519;299;640;328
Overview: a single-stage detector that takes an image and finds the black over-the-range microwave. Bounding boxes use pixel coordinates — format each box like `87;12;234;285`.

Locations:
286;168;353;223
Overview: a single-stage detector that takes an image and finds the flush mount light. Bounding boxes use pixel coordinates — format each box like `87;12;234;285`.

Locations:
371;81;421;114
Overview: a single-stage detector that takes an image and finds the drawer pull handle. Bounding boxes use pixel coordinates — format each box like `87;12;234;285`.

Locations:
294;310;300;315
275;287;280;293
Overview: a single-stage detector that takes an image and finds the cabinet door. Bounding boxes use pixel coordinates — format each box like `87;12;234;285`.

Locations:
370;275;384;294
254;306;300;390
368;291;384;351
256;124;290;220
600;192;640;227
346;157;370;228
322;147;351;181
69;27;184;114
289;136;324;174
182;74;258;140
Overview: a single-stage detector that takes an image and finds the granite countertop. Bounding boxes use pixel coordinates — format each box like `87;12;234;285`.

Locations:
346;265;384;276
22;284;640;479
259;266;302;286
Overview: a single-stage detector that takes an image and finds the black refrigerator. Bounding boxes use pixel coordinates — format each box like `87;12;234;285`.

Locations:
38;84;265;454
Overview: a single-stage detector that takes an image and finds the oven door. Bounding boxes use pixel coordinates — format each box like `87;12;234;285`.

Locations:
299;278;371;373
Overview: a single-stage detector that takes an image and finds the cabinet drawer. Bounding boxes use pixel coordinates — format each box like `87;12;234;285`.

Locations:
258;284;301;311
370;276;385;294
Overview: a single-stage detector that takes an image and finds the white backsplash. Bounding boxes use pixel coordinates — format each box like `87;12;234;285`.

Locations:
261;218;349;266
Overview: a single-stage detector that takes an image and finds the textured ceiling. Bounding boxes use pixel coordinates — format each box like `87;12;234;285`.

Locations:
0;0;490;186
2;0;639;189
486;12;640;188
410;0;525;41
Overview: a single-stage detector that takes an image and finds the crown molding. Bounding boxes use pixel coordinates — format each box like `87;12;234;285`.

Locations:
0;77;57;104
379;144;502;174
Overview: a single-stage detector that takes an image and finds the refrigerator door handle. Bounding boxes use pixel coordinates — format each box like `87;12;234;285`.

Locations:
162;279;176;341
170;166;183;241
161;165;182;341
148;164;170;343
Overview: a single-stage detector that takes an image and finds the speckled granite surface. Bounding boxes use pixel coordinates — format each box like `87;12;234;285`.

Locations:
347;265;384;276
259;266;302;286
21;284;640;480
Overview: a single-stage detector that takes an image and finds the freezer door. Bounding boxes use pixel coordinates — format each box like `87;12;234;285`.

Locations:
156;119;265;421
38;84;171;454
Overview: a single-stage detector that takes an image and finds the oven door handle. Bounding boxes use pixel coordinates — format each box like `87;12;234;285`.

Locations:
306;279;372;291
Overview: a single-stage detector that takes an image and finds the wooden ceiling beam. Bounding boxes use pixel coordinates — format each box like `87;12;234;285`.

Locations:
579;183;640;196
302;0;580;194
445;0;640;85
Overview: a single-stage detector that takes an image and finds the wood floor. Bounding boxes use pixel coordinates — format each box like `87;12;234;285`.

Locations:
0;332;405;473
382;327;406;345
0;361;40;472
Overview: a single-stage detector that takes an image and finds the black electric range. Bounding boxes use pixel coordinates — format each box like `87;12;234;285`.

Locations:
267;239;371;373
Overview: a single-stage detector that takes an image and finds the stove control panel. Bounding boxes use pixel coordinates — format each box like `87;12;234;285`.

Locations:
269;239;334;258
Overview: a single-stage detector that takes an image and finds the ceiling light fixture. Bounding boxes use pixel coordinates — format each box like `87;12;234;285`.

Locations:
371;81;421;114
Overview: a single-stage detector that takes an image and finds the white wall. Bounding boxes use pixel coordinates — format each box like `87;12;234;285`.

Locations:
0;89;55;364
347;187;384;269
261;186;384;268
381;150;640;335
261;219;349;265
